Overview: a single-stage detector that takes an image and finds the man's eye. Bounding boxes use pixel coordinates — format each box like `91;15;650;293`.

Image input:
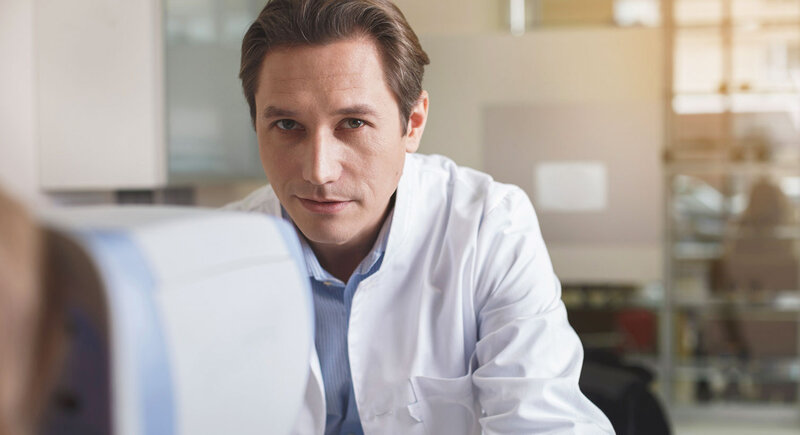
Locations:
275;119;299;130
342;119;365;129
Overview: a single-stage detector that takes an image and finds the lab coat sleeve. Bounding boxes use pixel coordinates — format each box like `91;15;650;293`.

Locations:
472;186;614;434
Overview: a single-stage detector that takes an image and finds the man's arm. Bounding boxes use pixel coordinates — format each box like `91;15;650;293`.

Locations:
472;186;614;434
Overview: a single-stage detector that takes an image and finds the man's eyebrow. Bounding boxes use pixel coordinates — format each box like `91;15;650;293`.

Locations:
262;106;298;119
334;105;379;117
262;104;380;119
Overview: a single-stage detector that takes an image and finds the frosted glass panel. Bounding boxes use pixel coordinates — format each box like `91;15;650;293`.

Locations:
732;0;800;22
674;0;723;25
731;26;800;92
614;0;661;27
674;28;724;94
165;0;264;182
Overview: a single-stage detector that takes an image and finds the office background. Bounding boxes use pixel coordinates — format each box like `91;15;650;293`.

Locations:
2;0;799;433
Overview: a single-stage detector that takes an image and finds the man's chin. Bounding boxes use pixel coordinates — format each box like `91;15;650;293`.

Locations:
294;223;354;248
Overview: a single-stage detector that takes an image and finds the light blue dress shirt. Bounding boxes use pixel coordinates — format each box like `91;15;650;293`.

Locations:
287;208;394;435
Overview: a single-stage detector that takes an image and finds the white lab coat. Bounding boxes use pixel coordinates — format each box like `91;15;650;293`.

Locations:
226;153;614;434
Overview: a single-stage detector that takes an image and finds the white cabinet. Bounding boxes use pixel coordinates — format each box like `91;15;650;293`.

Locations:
35;0;263;191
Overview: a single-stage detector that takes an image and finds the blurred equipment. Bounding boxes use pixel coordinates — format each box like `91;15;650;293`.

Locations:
581;349;672;435
563;282;671;433
38;207;312;435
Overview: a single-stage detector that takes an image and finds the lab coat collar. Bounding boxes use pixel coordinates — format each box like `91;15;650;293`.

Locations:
382;153;415;268
291;207;395;284
278;153;415;284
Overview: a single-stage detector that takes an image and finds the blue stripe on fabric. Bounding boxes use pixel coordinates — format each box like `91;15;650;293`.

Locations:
80;230;175;435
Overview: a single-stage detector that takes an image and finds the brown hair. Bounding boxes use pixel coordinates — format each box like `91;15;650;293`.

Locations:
240;0;429;134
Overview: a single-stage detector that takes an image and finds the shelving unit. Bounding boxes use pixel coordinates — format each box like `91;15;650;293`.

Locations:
662;0;800;414
562;283;662;375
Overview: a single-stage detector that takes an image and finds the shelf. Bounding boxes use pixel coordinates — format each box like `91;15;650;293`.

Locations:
672;90;800;97
670;403;800;424
675;19;800;30
673;228;800;243
674;357;800;382
672;293;800;312
665;160;800;174
561;284;663;310
563;300;663;310
672;241;723;260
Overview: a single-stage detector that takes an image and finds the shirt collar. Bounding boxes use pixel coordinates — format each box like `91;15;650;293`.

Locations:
281;206;395;285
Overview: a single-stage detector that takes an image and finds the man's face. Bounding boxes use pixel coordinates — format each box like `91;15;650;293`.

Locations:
254;37;425;252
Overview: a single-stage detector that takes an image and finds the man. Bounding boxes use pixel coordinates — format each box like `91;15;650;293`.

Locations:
227;0;614;433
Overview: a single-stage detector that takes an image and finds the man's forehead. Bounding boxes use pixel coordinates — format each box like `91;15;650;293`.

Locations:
260;38;383;78
255;37;395;111
258;73;375;110
265;72;368;93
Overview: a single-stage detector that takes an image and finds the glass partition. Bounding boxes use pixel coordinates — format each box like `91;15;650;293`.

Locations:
665;0;800;414
165;0;265;183
504;0;662;30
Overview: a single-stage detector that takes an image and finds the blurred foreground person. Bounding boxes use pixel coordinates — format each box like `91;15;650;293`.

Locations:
0;189;63;435
1;194;313;435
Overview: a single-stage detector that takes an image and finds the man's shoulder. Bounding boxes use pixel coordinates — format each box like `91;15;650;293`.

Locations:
408;153;528;215
221;184;281;215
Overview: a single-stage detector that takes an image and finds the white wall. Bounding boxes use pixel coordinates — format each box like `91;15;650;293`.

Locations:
420;29;663;169
395;0;503;35
0;0;45;206
36;0;167;191
419;29;665;284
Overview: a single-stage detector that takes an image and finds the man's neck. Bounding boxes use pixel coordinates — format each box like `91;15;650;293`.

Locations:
305;196;395;283
310;238;375;283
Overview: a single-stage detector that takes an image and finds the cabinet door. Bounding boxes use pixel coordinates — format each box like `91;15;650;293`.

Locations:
36;0;166;190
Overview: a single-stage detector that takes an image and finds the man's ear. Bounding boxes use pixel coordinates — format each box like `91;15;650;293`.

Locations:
403;90;428;153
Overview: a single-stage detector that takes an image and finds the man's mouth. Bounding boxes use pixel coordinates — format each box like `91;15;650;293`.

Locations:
297;197;351;214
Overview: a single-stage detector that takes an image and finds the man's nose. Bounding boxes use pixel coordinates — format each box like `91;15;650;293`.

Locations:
302;131;342;186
